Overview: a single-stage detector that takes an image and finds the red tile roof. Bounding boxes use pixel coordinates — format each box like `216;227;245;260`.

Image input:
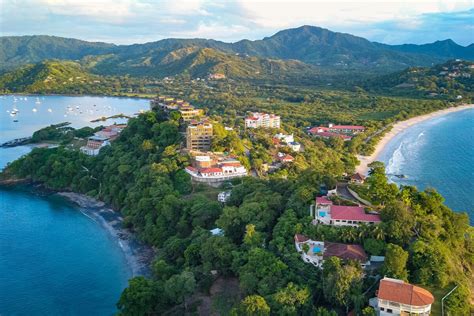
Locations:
280;154;294;162
316;196;333;204
331;125;365;130
220;163;243;167
351;173;365;181
186;166;197;172
323;242;368;262
294;234;309;243
377;278;435;307
331;205;381;222
200;167;222;174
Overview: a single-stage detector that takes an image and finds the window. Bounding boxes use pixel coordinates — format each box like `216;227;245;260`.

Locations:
387;309;392;313
380;307;384;311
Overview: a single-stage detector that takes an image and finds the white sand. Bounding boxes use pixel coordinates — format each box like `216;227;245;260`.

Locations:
356;104;474;175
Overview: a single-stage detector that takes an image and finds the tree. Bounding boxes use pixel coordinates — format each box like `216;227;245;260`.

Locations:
117;277;161;316
314;307;338;316
243;224;263;248
383;243;408;280
238;247;288;295
363;238;385;256
322;257;363;311
444;284;470;316
164;271;196;308
234;295;270;316
271;282;311;315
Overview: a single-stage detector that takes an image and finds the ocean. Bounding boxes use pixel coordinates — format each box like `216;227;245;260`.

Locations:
0;95;149;315
378;108;474;224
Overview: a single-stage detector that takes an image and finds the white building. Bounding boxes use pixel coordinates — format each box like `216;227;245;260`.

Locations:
218;191;231;203
294;234;370;268
369;277;434;316
310;196;381;227
245;112;281;129
80;135;110;156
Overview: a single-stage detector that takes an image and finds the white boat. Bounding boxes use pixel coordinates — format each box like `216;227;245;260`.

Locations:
48;108;53;113
32;108;37;112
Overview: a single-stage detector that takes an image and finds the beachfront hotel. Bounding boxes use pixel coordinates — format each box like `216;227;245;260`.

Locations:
369;277;435;316
310;196;381;226
294;234;370;268
308;123;365;141
245;112;281;129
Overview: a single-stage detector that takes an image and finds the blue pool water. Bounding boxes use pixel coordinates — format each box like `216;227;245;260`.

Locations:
378;108;474;224
0;95;149;315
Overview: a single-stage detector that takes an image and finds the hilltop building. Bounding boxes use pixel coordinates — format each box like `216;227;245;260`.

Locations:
369;277;435;316
80;124;126;156
245;112;281;129
308;124;365;141
208;73;226;80
150;96;203;122
310;196;381;226
185;158;247;185
273;133;301;152
186;120;213;151
294;234;370;268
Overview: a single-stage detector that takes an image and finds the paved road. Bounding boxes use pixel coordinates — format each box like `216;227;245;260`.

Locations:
336;182;357;201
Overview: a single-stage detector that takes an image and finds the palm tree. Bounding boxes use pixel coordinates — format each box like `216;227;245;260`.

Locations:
371;225;385;241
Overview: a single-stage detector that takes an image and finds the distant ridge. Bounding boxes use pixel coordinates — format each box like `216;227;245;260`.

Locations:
1;26;473;76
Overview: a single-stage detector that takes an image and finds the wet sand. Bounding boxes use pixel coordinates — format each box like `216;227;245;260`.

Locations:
356;104;474;175
58;192;154;277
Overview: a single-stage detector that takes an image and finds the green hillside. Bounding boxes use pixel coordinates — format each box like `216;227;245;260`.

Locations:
366;60;474;101
0;60;139;95
1;26;473;75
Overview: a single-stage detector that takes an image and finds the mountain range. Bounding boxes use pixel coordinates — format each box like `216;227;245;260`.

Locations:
1;25;473;80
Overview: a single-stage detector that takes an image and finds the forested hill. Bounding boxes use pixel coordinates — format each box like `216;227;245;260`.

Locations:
2;26;473;74
366;59;474;101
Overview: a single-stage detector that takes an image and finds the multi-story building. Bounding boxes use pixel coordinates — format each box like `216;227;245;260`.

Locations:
185;159;247;185
310;196;381;226
186;120;213;151
179;105;203;122
308;124;365;141
245;112;281;129
80;124;126;156
369;277;434;316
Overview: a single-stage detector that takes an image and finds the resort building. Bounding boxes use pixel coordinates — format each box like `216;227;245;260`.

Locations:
186;120;213;151
185;160;247;185
310;196;381;226
80;135;110;156
294;234;370;268
208;73;226;80
273;133;301;152
80;124;126;156
245;112;281;129
369;277;435;316
150;96;203;122
308;124;365;141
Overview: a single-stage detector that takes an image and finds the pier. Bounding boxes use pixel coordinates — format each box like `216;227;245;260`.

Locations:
0;137;32;148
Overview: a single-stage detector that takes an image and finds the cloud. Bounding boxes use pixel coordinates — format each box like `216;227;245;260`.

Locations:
0;0;472;45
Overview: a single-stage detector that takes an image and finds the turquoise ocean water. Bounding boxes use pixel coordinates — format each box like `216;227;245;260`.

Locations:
0;95;149;315
377;108;474;224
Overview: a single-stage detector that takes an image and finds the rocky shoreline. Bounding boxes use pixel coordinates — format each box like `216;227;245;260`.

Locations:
57;191;154;277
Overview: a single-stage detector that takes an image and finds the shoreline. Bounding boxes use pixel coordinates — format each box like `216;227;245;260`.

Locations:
356;103;474;175
57;191;154;278
1;92;153;100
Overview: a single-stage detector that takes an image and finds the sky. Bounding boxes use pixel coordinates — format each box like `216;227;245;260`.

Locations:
0;0;473;46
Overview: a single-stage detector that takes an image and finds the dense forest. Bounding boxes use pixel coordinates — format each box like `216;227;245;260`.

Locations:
2;108;472;315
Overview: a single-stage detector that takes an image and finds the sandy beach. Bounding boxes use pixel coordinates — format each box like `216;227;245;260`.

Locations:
58;192;154;277
356;103;474;175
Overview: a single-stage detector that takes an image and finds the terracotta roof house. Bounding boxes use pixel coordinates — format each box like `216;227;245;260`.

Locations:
294;234;370;268
310;196;381;227
323;242;368;262
370;277;435;315
350;172;366;184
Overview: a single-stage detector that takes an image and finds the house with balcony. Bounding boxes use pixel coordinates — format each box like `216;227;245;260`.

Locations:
80;124;126;156
369;277;434;316
185;158;247;185
308;124;365;141
245;112;281;129
310;196;381;226
294;234;370;268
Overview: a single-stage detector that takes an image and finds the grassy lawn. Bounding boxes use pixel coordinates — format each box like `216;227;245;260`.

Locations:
419;283;456;316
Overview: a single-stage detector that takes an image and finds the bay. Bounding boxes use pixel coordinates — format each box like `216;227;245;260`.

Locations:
378;108;474;224
0;95;149;315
